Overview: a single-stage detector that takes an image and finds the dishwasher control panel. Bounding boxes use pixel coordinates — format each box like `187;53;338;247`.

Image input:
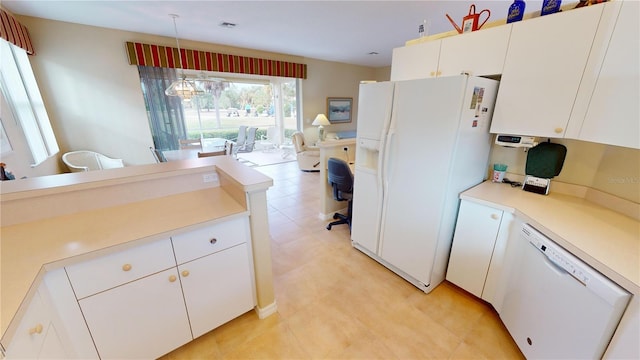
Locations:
529;236;589;285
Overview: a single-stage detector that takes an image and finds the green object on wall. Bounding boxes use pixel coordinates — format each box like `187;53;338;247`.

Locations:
526;141;567;178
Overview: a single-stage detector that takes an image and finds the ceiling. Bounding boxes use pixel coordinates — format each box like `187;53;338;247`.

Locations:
2;1;539;68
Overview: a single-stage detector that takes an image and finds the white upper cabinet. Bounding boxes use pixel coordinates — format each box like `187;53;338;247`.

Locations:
490;5;604;138
391;25;512;81
567;1;639;149
438;24;512;77
390;39;441;81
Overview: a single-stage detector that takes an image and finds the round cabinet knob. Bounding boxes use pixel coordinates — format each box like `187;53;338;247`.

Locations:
122;264;132;272
181;270;190;277
430;71;435;77
29;324;43;335
490;214;499;220
168;275;177;283
554;127;563;134
209;238;218;245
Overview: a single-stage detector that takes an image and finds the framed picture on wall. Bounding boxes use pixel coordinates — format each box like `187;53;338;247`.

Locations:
326;97;352;123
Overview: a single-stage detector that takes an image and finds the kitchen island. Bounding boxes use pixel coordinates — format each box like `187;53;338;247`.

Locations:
0;156;274;358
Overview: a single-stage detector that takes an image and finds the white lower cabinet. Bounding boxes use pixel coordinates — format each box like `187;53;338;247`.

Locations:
78;268;192;359
3;290;56;359
3;269;98;359
65;216;254;359
179;243;254;338
446;200;512;302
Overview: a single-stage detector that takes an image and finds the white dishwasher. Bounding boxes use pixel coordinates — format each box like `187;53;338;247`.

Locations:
500;224;631;359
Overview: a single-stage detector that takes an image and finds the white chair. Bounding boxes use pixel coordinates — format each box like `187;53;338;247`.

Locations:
259;126;280;152
291;131;320;172
62;150;124;172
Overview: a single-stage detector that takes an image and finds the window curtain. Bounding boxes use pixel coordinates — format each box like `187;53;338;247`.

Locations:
0;7;35;55
126;41;307;79
137;66;186;151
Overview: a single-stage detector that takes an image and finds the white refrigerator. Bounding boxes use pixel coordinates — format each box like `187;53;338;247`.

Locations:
351;75;498;293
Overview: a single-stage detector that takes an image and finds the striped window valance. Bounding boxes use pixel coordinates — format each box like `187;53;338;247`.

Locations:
1;7;35;55
126;41;307;79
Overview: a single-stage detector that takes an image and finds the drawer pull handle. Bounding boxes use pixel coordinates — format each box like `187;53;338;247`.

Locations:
209;238;218;245
122;264;132;272
490;214;499;220
168;275;177;283
181;270;190;277
29;324;43;335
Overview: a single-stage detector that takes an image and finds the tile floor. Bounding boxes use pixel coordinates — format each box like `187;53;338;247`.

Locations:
161;161;524;359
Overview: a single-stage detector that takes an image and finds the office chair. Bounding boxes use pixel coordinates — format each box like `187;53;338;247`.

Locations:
326;157;354;231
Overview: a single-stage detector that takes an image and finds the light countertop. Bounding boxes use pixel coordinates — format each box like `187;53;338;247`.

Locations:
461;181;640;294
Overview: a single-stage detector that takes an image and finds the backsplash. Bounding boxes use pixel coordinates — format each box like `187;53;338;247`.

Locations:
489;137;640;204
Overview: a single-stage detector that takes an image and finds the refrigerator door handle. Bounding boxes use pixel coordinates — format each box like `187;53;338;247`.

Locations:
383;129;395;186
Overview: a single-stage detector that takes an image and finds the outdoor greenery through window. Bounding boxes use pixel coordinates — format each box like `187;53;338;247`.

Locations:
138;66;300;151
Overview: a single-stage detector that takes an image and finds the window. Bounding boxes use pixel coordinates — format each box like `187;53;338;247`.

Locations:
0;40;59;166
138;67;301;151
182;76;299;144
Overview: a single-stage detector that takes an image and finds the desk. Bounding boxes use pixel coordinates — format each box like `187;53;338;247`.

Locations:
317;139;356;219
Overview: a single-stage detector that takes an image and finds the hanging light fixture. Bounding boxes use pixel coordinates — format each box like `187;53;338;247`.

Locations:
165;14;202;100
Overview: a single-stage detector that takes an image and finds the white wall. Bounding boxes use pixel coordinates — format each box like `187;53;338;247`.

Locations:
489;138;640;203
21;17;156;168
301;58;384;143
16;15;386;174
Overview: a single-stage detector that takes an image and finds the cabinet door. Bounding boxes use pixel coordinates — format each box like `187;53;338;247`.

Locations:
4;270;97;360
78;268;192;359
481;212;514;304
37;323;67;359
574;1;639;149
4;292;49;359
446;201;504;298
179;243;254;338
390;40;441;81
438;25;512;77
490;5;604;138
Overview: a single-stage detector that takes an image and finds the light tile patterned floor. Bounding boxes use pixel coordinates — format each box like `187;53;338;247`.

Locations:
161;161;524;359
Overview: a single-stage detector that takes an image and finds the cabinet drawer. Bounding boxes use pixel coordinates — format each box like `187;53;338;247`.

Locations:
66;238;175;299
172;217;249;265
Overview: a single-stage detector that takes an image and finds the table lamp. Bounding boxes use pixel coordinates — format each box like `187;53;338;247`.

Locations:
312;114;330;142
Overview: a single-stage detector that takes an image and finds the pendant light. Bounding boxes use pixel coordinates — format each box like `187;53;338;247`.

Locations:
165;14;202;99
